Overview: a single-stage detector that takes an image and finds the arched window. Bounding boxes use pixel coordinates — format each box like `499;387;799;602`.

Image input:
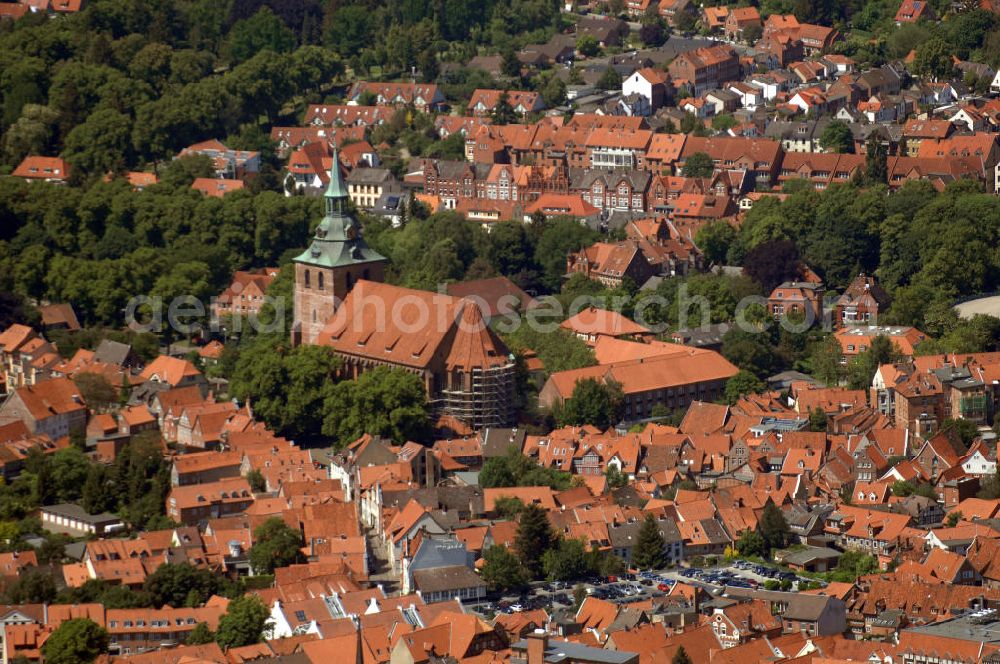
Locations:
312;309;317;323
363;268;370;280
345;272;353;290
304;270;311;288
318;272;324;290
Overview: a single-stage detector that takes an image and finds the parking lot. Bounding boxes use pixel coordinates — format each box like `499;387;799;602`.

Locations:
469;561;826;616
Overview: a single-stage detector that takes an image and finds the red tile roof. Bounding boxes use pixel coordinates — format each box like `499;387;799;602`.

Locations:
12;156;70;181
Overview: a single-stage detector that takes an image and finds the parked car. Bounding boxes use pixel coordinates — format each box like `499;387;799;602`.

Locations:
657;582;671;591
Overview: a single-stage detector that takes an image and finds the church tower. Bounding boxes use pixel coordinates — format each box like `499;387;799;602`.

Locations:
291;148;387;345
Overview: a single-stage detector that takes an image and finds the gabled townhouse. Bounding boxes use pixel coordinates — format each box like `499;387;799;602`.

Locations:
764;119;829;153
212;267;280;319
468;89;544;117
165;477;254;525
576;169;651;212
701;5;729;32
722;588;847;637
347;82;445;113
727;82;763;111
709;600;782;647
303;104;392;128
723;6;761;41
790;60;828;84
828;505;912;559
749;72;792;101
704;89;740;115
139;355;204;390
565;240;658;289
383;499;449;574
788;86;829;115
621;68;671;116
764;15;841;55
768;282;824;322
668;45;740;96
677;135;782;186
170;451;243;486
755;33;804;69
912;429;966;482
918;132;1000;193
584;129;654;171
106;605;226;656
947;104;989;133
834;273;891;327
0;324;58;392
0;376;87;439
658;0;697;26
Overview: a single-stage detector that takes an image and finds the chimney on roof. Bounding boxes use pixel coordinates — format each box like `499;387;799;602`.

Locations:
526;630;548;664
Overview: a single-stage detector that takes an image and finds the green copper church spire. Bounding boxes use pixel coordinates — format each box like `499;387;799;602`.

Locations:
292;141;387;270
324;143;349;211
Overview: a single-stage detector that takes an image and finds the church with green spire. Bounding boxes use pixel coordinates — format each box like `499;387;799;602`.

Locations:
292;149;387;345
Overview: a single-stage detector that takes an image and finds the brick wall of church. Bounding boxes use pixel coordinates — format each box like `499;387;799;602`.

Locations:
293;261;386;345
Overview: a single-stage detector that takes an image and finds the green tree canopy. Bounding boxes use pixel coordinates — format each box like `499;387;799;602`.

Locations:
596;66;622;90
230;336;341;440
724;370;766;405
556;378;623;429
228;7;296;64
215;595;271;649
321;366;429;445
682;152;714;178
40;619;109;664
479;447;574;491
542;538;590;581
672;646;693;664
576;35;601;57
759;503;790;552
142;563;221;609
735;529;768;559
516;503;556;579
481;544;527;591
913;37;955;80
186;622;215;645
248;517;305;574
819;120;853;154
632;514;666;570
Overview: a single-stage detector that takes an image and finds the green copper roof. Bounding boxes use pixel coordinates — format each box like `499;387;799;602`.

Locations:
324;145;349;200
293;148;387;269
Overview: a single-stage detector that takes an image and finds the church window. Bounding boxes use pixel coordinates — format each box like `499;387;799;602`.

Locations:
304;270;310;288
318;272;324;290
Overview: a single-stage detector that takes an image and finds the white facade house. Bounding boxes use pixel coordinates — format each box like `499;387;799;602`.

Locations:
749;76;782;101
728;83;762;110
961;450;996;478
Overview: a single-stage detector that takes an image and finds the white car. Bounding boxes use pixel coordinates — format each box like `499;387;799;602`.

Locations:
510;604;524;612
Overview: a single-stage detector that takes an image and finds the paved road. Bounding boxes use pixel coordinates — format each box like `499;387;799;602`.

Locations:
954;295;1000;319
